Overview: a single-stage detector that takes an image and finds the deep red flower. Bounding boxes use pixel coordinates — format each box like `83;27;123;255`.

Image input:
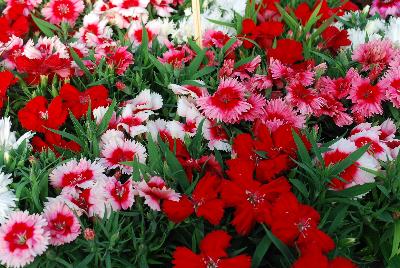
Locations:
0;15;29;43
59;83;109;119
232;122;307;181
268;39;304;65
172;230;251;268
294;3;312;26
240;19;283;50
0;70;17;110
270;192;320;246
31;132;81;155
18;96;68;133
292;249;329;268
163;173;224;225
240;19;259;49
221;160;291;235
322;26;351;54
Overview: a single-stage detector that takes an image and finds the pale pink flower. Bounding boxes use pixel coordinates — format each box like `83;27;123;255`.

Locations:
348;77;385;118
315;95;353;127
239;94;266;121
43;200;81;246
262;98;306;132
196;78;251;123
370;0;400;18
379;67;400;108
286;82;326;114
134;176;180;211
42;0;85;25
104;177;134;210
246;74;273;93
0;211;49;268
101;139;147;174
352;39;394;78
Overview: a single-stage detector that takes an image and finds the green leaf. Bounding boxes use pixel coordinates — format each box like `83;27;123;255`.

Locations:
252;234;271;268
31;14;60;37
289;178;309;198
96;100;117;135
187;49;206;77
275;3;299;34
188;119;205;159
330;183;376;197
262;225;295;264
207;18;236;29
327;205;349;234
329;145;369;177
70;48;93;79
292;129;312;166
391;221;400;258
159;138;190;190
46;128;84;147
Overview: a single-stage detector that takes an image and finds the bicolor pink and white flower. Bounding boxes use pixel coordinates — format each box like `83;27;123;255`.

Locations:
50;158;106;189
202;119;231;151
197;78;251;124
262;98;306;132
134;176;180;211
125;89;163;112
286;83;325;114
127;20;160;48
322;138;379;190
43;200;81;246
42;0;85;25
101;139;147;174
60;182;108;218
370;0;400;18
104;177;135;211
0;211;49;268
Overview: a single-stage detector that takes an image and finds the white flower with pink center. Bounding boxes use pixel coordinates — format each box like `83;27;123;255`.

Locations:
0;211;49;268
117;107;153;138
50;158;106;189
43;200;81;246
322;138;379;190
125;89;163;112
42;0;85;25
169;83;207;99
202;119;231;152
350;130;392;161
127;20;160;48
60;182;109;218
101;139;147;174
134;176;180;211
100;129;125;149
104;177;134;210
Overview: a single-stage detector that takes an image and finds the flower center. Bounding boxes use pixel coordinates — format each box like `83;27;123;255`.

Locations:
15;232;27;245
296;217;312;237
57;3;71;15
39;110;49;120
79;95;91;104
204;257;219;268
246;190;265;206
